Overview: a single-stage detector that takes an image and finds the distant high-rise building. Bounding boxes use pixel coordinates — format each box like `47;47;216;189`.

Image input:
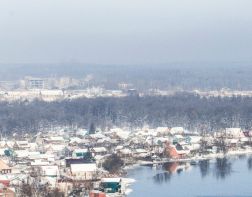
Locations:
118;83;133;90
25;77;48;89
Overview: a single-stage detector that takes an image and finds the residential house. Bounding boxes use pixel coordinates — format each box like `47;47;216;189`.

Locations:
70;163;97;180
0;160;11;174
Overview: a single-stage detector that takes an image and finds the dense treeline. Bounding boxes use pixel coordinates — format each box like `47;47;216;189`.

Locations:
0;93;252;135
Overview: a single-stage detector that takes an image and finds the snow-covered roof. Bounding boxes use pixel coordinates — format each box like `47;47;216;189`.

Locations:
76;129;88;136
136;153;149;157
28;143;38;149
16;141;29;145
101;178;121;183
115;146;123;150
93;147;107;153
69;137;82;144
49;136;65;141
37;153;55;159
27;152;40;157
0;141;15;148
41;165;59;176
0;149;6;156
226;128;241;133
110;128;124;133
230;139;239;144
226;128;244;138
119;149;132;154
89;133;106;139
97;137;111;143
170;127;184;134
189;136;202;143
31;160;50;166
116;131;130;139
241;137;249;142
156;127;168;133
0;159;10;170
15;150;29;158
46;144;65;152
135;149;148;153
71;163;97;172
174;134;184;139
73;148;88;153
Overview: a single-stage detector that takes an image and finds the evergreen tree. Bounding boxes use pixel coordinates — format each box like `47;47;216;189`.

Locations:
89;122;96;134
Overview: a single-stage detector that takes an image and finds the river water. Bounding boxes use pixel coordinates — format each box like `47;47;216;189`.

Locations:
127;156;252;197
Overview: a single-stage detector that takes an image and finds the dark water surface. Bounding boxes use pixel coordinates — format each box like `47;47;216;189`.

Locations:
127;156;252;197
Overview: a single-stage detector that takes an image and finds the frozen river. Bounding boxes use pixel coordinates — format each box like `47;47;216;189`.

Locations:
127;155;252;197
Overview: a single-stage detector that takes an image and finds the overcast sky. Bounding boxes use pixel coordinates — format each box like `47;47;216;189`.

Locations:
0;0;252;65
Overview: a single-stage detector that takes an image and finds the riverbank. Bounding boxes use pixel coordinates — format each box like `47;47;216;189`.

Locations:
124;148;252;167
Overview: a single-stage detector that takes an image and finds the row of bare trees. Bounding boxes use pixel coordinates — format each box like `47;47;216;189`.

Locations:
0;93;252;135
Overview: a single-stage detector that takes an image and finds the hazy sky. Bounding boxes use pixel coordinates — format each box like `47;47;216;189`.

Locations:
0;0;252;64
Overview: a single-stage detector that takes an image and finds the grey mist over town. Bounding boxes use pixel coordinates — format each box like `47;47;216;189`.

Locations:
0;1;252;197
1;0;252;64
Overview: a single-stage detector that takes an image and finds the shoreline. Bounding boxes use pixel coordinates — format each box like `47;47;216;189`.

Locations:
123;148;252;168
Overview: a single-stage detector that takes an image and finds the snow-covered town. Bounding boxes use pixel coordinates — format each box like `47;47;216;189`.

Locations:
0;126;252;196
1;0;252;196
1;75;252;102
